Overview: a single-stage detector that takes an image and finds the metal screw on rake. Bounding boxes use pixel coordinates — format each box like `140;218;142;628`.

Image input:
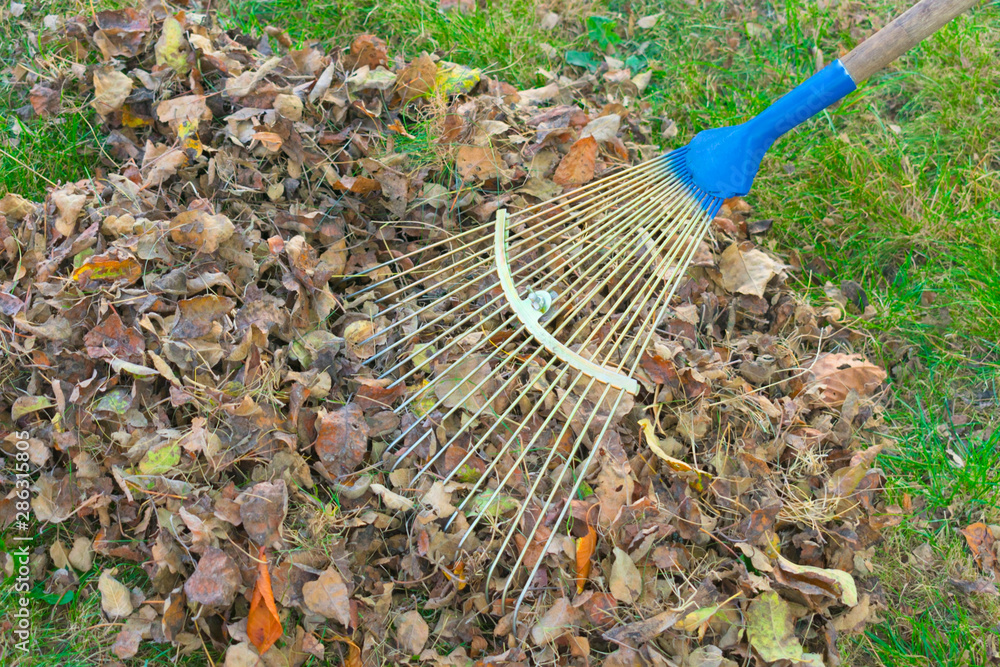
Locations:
345;0;979;627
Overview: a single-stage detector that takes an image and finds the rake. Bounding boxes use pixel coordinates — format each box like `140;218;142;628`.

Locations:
346;0;978;623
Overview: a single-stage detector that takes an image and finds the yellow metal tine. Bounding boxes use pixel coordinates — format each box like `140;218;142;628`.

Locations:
507;390;627;622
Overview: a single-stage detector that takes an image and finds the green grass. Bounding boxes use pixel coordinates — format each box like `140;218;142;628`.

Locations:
225;0;583;84
2;0;999;664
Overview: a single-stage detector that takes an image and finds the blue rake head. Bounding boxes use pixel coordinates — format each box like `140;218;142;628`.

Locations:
669;60;858;207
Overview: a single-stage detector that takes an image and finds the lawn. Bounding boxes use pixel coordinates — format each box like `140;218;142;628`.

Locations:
2;0;998;664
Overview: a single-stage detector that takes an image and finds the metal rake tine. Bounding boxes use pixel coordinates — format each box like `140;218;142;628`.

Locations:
396;349;562;473
491;382;618;604
384;319;539;455
388;213;651;460
453;374;597;545
508;390;627;624
362;170;681;349
616;199;723;375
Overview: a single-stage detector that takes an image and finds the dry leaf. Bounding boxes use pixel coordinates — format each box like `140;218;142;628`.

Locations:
396;610;429;654
302;568;351;625
170;210;236;253
92;68;133;116
531;597;583;645
609;547;641;604
718;242;787;297
184;547;241;608
314;404;369;477
553;136;598;187
99;570;134;618
247;547;283;654
805;353;887;407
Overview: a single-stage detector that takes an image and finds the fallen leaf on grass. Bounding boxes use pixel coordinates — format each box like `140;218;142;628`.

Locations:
396;609;429;654
395;53;437;103
314;404;369;477
247;546;283;654
184;547;241;608
553;136;598;187
72;251;142;290
804;353;887;407
961;522;1000;579
455;145;505;182
239;481;288;548
746;591;803;662
531;597;583;645
302;568;351;625
99;570;133;618
92;68;133;116
602;609;679;647
170;210;236;253
609;547;641;603
775;555;858;606
171;295;235;339
718;242;787;298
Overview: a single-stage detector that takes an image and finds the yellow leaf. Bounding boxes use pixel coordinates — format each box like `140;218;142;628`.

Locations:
155;16;190;75
638;418;711;491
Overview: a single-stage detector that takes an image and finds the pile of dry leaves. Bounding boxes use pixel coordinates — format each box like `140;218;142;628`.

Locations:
1;2;898;665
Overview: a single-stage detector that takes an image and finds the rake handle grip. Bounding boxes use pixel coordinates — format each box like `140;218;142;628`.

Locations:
841;0;980;83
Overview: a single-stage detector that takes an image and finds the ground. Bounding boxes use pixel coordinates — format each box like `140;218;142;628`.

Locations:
1;0;998;665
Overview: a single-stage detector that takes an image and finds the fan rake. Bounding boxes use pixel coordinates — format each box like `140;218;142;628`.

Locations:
344;0;979;626
348;151;719;617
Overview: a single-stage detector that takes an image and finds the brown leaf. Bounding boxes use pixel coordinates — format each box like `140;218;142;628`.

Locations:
85;312;145;363
531;597;583;646
247;546;283;654
99;569;134;618
171;295;235;340
112;628;141;659
302;568;351;625
553;136;598;187
718;242;788;298
961;522;1000;578
345;34;388;70
396;609;430;654
344;320;378;360
50;187;87;237
184;547;241;608
170;210;236;253
314;404;370;478
455;145;505;182
92;67;133;117
355;378;406;412
395;53;437;103
805;353;887;407
602;609;679;647
239;481;288;548
332;174;382;194
609;547;641;604
30;83;61;117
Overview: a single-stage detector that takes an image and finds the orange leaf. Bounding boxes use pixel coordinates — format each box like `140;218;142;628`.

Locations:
575;504;598;594
553;136;598;187
332;635;363;667
334;175;382;194
247;546;283;654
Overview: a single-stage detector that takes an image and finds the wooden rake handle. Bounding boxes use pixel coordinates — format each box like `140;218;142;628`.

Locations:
841;0;981;83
